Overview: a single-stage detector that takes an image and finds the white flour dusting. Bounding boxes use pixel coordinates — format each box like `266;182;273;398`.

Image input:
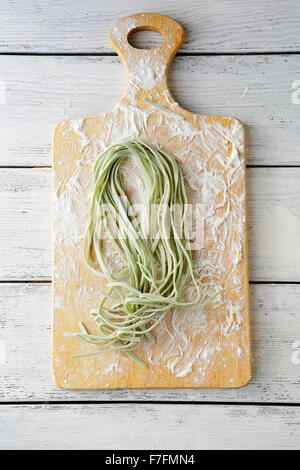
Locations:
53;78;249;386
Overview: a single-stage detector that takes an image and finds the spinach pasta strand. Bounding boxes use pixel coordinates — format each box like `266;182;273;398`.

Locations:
67;139;203;367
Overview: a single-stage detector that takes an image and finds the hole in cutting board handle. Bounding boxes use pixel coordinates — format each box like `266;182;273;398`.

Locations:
128;29;164;50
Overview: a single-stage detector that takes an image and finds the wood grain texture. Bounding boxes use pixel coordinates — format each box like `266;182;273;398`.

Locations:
1;168;300;282
0;283;299;402
0;403;299;449
0;54;300;167
0;0;299;449
52;13;251;390
0;0;299;53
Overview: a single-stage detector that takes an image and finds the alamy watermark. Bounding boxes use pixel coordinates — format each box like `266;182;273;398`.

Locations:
291;80;300;104
0;340;6;364
291;341;300;365
98;200;205;251
0;81;6;104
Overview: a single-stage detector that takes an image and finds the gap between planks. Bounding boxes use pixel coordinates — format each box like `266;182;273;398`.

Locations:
1;281;300;285
1;51;300;57
0;401;299;407
2;165;300;169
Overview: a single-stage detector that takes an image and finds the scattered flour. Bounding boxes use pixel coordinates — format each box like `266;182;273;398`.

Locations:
53;43;249;386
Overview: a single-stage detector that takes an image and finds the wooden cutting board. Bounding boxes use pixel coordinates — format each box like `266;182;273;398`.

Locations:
52;13;251;389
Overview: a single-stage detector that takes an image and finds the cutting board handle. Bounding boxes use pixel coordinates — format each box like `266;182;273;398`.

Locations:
108;13;184;97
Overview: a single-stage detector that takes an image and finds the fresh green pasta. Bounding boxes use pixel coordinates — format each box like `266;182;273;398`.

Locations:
143;97;185;121
67;139;204;367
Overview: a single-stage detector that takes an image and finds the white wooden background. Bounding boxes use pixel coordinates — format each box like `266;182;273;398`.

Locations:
0;0;300;450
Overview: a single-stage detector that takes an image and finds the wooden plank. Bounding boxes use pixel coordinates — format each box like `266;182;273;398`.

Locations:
0;0;299;53
0;169;51;281
0;283;299;402
0;403;299;449
1;54;300;167
1;168;300;282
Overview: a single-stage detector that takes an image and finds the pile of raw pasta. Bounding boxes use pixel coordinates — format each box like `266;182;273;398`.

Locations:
67;139;203;367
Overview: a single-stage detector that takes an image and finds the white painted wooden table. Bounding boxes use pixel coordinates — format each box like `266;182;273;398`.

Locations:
0;0;300;450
